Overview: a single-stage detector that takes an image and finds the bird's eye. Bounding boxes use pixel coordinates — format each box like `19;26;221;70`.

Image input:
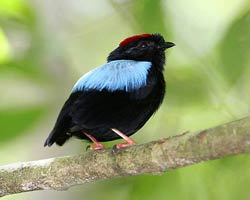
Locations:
140;43;148;48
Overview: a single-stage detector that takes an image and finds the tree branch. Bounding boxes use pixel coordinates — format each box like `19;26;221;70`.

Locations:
1;116;250;197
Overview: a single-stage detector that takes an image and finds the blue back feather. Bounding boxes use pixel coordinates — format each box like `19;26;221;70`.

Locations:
72;60;152;92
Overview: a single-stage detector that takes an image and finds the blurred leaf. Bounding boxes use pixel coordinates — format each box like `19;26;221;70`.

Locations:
132;0;171;35
218;9;250;84
0;0;47;81
0;106;47;143
0;27;11;63
0;0;34;24
166;66;209;106
1;55;51;83
110;0;172;36
129;172;183;200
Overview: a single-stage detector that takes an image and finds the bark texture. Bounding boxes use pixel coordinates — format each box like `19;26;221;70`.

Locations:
1;116;250;197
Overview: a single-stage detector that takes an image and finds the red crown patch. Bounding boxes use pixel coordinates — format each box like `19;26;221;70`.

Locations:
119;34;152;47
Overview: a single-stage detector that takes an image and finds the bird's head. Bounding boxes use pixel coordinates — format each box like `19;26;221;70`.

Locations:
107;33;175;68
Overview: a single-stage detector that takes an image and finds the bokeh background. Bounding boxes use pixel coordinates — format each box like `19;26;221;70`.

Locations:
1;0;250;199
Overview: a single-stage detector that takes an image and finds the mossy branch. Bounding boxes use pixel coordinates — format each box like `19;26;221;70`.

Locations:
1;116;250;197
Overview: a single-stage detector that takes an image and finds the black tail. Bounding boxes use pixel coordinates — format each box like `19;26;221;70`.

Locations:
44;92;81;147
44;129;57;147
44;118;71;147
44;128;70;147
44;113;72;147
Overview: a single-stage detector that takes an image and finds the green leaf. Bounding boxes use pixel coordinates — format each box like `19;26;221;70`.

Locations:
0;27;11;63
0;0;47;81
110;0;172;36
132;0;172;35
1;56;51;83
0;0;35;24
0;107;47;143
166;66;209;106
218;9;250;84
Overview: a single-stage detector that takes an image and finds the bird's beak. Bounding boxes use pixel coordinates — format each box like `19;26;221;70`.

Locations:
158;42;175;50
164;42;175;49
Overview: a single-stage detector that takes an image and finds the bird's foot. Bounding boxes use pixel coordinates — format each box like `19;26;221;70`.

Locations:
115;140;136;149
84;132;105;150
89;143;105;150
111;128;137;149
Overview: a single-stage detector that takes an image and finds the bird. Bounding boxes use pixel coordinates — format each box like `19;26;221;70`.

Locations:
44;33;175;150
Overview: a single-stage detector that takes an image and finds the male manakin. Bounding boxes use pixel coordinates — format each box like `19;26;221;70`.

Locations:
44;33;175;149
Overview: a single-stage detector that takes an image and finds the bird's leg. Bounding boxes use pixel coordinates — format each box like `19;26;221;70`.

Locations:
84;132;105;150
111;128;137;148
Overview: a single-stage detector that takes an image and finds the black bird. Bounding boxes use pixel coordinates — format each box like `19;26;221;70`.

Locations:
44;33;175;149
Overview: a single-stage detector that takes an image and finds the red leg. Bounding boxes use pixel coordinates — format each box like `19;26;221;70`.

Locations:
84;132;105;150
111;128;136;148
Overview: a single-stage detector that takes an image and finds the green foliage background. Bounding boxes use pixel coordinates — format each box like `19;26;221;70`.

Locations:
0;0;250;199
